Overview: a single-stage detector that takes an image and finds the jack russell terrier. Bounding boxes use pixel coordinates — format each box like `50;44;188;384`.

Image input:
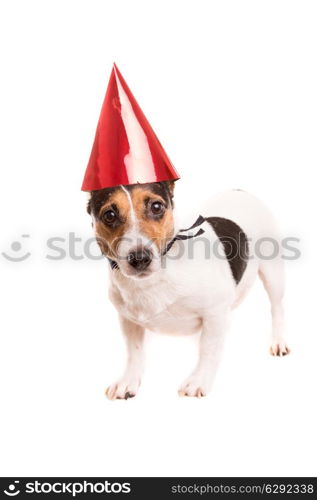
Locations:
87;181;289;399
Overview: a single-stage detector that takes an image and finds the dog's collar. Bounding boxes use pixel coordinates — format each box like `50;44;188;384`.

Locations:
106;215;206;270
162;215;205;255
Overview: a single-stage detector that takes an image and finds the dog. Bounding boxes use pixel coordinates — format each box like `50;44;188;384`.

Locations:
87;181;290;399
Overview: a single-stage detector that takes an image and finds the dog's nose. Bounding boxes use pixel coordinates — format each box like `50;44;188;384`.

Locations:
127;247;153;271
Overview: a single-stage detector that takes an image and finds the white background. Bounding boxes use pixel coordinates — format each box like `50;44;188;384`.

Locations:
0;0;316;477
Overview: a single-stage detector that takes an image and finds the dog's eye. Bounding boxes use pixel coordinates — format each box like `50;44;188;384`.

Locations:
103;209;117;224
151;201;164;215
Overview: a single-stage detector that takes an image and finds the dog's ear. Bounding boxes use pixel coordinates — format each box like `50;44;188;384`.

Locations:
165;180;175;200
167;180;175;196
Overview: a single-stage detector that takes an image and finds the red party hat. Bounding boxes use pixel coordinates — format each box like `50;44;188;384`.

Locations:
81;64;180;191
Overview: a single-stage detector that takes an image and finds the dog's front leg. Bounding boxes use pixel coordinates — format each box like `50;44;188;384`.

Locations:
179;310;229;398
106;316;145;400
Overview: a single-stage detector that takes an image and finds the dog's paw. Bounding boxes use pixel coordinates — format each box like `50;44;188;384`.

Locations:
105;377;140;400
270;340;290;357
178;374;210;398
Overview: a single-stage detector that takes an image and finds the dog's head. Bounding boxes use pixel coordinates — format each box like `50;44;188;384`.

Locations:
87;181;175;279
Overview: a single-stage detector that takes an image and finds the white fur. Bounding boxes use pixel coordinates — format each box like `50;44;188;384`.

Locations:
105;190;289;399
120;185;137;224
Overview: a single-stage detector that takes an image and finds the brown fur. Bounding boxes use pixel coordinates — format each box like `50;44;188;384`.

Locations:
95;190;131;258
130;188;174;251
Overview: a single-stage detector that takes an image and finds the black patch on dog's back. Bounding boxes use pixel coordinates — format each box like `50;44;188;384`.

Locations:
206;217;249;284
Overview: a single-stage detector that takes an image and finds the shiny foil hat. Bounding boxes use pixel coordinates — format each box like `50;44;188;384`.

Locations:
81;63;180;191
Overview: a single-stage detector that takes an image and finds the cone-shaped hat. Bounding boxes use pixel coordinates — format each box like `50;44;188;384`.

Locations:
81;64;180;191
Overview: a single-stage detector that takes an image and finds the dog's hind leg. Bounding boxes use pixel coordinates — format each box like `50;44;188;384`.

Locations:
258;259;290;356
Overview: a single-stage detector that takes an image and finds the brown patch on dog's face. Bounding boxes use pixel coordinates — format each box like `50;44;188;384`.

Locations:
93;189;131;258
130;187;174;251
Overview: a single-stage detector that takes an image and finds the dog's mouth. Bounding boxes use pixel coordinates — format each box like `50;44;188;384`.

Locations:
117;264;159;280
128;269;154;279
